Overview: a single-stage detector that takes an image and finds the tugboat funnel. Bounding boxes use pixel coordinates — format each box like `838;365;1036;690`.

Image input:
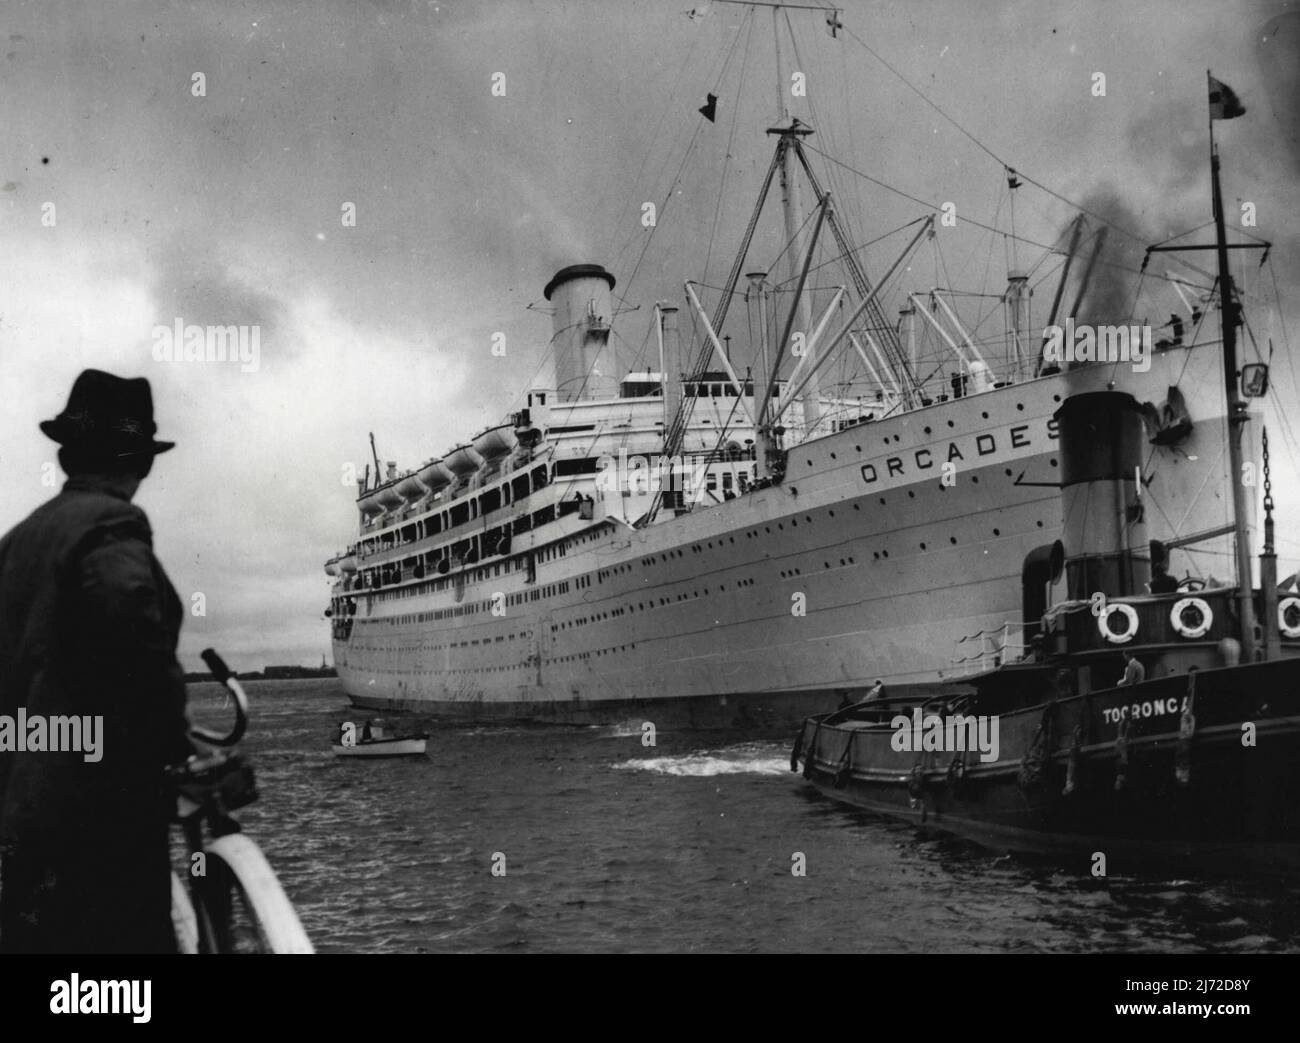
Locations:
1055;391;1151;600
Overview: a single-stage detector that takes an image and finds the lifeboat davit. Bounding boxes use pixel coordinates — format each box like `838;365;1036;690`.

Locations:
472;424;518;462
443;444;484;476
395;472;428;503
375;482;405;510
417;458;454;493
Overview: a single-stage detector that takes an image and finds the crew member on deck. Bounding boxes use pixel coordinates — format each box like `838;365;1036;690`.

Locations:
1169;313;1185;346
1149;560;1179;594
1118;650;1146;687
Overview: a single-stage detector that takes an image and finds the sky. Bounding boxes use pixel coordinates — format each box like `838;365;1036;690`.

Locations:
2;0;1298;670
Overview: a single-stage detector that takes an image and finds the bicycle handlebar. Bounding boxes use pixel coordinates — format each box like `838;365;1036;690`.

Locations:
201;648;233;684
189;647;249;748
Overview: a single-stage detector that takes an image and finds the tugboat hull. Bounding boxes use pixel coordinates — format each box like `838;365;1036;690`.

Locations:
795;658;1300;876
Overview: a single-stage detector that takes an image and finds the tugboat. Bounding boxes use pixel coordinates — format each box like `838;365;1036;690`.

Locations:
793;83;1300;876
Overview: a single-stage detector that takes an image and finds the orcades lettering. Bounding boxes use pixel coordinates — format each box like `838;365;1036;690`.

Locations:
859;419;1055;485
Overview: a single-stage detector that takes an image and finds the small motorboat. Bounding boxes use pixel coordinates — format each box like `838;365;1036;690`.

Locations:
332;721;428;757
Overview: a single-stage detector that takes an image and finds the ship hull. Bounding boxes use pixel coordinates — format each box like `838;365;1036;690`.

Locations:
332;348;1246;726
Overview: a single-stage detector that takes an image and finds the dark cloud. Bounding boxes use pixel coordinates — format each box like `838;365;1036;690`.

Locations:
147;233;285;348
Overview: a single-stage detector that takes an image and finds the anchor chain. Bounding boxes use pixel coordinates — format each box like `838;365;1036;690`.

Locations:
1263;427;1274;515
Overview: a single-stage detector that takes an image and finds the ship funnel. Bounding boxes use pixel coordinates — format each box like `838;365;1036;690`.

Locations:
1055;391;1150;600
544;264;618;401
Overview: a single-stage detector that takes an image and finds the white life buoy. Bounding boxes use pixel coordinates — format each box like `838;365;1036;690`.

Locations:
1170;596;1213;639
1098;602;1139;644
1280;596;1300;639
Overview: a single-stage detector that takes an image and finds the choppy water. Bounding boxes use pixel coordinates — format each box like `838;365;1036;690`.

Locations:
187;679;1300;954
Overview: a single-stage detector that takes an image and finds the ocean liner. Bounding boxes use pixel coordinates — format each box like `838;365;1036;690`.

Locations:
324;11;1269;726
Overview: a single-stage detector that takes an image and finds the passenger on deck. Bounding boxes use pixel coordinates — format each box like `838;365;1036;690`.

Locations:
1118;651;1146;687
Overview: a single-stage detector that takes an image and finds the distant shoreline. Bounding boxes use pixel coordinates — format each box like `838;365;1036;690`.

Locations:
184;666;337;683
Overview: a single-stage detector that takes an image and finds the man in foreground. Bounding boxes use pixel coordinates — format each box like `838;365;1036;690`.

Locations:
0;370;192;952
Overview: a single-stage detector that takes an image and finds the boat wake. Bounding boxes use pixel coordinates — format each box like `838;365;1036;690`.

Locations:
589;721;649;739
613;742;790;777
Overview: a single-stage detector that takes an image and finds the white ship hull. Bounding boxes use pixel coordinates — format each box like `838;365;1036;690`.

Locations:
332;346;1245;726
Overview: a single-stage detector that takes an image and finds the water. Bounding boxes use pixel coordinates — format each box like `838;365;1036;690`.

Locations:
188;680;1300;953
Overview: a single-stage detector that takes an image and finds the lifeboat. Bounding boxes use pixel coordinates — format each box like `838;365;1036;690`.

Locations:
375;482;405;510
395;472;428;503
443;443;484;476
339;555;358;575
358;492;385;519
324;557;341;577
417;458;454;493
472;423;518;462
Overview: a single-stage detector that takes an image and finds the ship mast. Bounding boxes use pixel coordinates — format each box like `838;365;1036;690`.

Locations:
1143;74;1265;658
1209;94;1257;659
770;9;820;433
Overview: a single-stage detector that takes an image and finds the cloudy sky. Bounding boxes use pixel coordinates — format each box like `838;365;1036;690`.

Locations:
2;0;1298;670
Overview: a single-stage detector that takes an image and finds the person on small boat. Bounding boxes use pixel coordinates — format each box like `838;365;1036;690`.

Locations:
865;679;886;702
362;719;373;742
1117;650;1146;687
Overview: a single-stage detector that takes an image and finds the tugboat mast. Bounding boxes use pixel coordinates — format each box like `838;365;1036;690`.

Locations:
1208;91;1257;659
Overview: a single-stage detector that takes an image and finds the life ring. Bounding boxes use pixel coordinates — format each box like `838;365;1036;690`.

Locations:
1170;596;1213;639
1098;602;1139;644
1280;596;1300;639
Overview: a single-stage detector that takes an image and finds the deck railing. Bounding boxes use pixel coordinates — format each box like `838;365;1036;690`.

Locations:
948;620;1028;677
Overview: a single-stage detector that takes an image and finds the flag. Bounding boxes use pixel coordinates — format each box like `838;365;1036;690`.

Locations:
1208;74;1246;120
699;93;717;123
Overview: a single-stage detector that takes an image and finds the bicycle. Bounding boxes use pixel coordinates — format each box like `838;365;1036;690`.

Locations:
169;648;314;954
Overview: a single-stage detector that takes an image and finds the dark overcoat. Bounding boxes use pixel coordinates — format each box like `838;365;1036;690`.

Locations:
0;475;191;952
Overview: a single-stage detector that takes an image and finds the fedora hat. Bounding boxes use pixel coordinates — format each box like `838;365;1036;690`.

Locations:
40;369;175;455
